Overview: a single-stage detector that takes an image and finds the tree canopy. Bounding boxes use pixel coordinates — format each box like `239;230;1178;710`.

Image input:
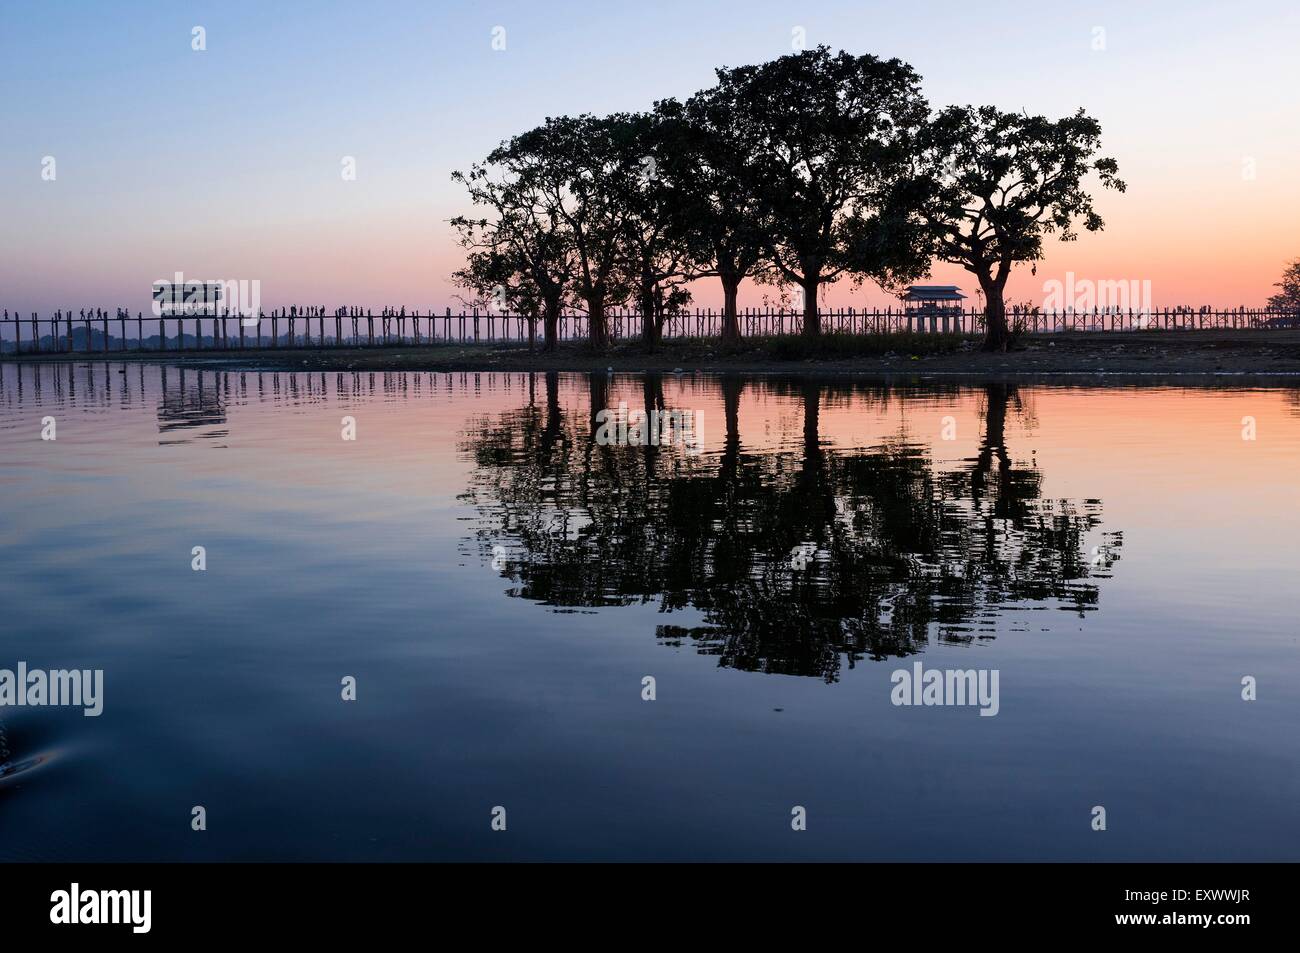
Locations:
706;47;933;336
1267;259;1300;311
913;105;1125;350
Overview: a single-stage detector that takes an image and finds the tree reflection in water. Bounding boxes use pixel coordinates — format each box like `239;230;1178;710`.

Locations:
461;373;1120;682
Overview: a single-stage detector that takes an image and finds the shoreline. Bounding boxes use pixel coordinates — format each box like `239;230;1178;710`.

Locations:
6;329;1300;380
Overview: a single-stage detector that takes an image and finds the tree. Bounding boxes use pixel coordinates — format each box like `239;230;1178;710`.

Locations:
609;109;696;348
914;106;1125;352
662;94;771;344
708;47;932;337
511;115;638;349
455;116;638;351
451;151;575;352
1267;259;1300;311
450;242;544;351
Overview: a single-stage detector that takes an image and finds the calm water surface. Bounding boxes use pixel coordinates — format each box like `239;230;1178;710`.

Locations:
1;362;1297;860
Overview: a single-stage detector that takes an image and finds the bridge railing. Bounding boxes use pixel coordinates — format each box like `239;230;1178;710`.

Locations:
1;305;1298;354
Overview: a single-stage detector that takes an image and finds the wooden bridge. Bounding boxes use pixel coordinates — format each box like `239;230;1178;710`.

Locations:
1;305;1297;355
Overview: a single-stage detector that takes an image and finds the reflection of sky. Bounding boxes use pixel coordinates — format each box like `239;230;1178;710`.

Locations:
2;0;1298;315
3;365;1299;543
1;366;1298;859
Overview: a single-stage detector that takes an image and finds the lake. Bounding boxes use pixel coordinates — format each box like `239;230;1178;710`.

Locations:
1;362;1297;861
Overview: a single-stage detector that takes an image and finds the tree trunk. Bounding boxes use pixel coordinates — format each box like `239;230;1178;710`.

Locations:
542;297;560;353
640;285;658;349
980;274;1009;352
587;296;608;350
720;275;741;344
801;277;820;337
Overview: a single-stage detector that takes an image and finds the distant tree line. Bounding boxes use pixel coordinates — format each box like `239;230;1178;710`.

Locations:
451;46;1124;353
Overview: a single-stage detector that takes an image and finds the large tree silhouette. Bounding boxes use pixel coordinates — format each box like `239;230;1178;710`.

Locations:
913;106;1125;352
450;154;575;352
1267;259;1300;311
710;47;932;337
657;95;772;344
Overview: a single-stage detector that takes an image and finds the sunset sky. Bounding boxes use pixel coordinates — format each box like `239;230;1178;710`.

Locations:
2;0;1297;315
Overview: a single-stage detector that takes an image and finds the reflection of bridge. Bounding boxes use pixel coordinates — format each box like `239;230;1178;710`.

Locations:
157;366;227;438
3;304;1300;354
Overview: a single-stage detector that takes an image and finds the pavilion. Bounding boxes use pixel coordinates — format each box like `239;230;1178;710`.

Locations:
902;285;968;333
